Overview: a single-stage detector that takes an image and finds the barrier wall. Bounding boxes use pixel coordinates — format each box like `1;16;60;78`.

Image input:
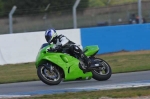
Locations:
0;31;45;65
81;23;150;54
0;24;150;65
0;29;81;65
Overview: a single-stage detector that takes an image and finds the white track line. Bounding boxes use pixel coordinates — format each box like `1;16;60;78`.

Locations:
0;95;31;98
67;81;150;90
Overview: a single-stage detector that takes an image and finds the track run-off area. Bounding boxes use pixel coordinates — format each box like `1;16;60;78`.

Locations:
0;71;150;98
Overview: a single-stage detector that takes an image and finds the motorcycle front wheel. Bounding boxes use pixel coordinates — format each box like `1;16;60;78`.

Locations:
92;58;112;81
37;63;62;85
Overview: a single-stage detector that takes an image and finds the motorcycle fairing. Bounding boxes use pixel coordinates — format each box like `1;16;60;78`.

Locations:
35;45;92;81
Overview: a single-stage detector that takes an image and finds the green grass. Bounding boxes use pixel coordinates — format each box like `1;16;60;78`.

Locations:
0;50;150;84
98;51;150;73
89;0;139;7
18;86;150;99
0;63;38;84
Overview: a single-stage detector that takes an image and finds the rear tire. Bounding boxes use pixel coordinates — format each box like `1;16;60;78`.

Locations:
92;58;111;81
37;63;62;85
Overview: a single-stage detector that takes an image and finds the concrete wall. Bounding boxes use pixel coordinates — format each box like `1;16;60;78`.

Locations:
0;29;81;65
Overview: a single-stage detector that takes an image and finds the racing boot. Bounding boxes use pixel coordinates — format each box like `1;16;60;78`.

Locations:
86;58;102;69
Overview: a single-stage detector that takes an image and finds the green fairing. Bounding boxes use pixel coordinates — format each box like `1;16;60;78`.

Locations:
35;45;99;81
84;45;99;56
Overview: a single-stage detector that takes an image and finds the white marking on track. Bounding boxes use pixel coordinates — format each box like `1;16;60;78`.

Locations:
67;80;150;90
0;95;31;98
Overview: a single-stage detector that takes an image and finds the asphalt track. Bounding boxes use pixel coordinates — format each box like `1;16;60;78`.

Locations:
0;71;150;96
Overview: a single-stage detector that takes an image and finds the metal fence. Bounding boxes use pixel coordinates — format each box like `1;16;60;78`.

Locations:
0;0;150;34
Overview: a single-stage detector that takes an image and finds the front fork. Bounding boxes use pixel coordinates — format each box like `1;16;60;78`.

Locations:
43;63;54;72
43;63;58;79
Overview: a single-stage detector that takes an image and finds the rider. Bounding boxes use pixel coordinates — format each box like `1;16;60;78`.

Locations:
45;29;93;69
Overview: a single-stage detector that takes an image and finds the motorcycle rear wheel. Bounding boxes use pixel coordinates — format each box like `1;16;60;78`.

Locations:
92;58;112;81
37;63;62;85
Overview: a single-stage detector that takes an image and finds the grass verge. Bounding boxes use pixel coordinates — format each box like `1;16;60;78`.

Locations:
0;63;38;84
0;50;150;84
17;86;150;99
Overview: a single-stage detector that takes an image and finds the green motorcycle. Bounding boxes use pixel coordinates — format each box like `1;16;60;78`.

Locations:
35;43;112;85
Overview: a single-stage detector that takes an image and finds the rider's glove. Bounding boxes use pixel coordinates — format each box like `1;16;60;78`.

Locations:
47;45;62;52
55;45;62;52
47;48;55;52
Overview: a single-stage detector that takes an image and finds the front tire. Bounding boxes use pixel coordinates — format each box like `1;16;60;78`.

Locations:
92;58;112;81
37;63;62;85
